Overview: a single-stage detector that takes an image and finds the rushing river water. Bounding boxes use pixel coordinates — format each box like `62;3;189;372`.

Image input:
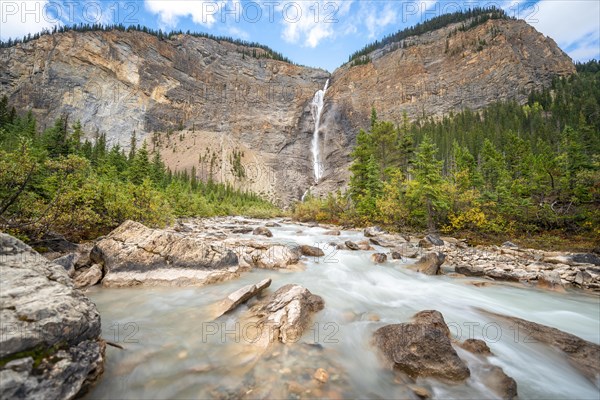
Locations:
86;222;600;399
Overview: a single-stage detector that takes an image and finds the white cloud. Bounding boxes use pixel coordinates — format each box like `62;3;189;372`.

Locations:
144;0;225;28
363;3;397;39
227;25;249;40
528;0;599;60
276;0;353;48
0;0;59;41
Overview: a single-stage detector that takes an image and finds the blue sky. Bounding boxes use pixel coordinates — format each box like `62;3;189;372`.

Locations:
1;0;598;71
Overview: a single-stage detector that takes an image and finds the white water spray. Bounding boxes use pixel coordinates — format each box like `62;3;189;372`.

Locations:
310;79;329;183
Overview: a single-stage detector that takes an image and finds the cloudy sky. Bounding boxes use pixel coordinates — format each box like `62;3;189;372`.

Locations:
1;0;598;71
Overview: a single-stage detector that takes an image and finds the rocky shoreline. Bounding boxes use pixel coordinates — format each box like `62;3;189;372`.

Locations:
0;234;105;399
49;217;600;293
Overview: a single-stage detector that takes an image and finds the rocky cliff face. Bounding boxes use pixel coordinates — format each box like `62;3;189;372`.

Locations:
0;17;575;204
314;18;575;196
0;30;329;205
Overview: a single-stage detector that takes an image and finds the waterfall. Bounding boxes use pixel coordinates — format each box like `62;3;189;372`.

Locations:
310;79;329;183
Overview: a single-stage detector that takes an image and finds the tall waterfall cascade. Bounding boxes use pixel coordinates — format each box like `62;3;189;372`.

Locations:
310;79;329;183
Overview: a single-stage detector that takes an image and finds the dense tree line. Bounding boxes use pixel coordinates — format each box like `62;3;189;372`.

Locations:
295;67;599;239
347;6;510;65
0;104;278;242
0;23;294;64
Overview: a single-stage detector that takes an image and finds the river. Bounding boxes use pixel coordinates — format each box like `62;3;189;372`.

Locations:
86;222;600;399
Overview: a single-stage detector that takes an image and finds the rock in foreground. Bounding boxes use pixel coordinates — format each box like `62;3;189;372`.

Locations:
372;310;470;381
212;278;272;319
0;233;104;399
91;220;240;287
245;284;325;347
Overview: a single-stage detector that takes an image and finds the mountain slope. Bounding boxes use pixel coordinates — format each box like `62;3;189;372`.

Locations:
314;17;575;197
0;16;575;204
0;29;329;205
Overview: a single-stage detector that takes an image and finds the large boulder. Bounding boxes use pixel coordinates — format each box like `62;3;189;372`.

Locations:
0;233;104;399
372;310;470;382
408;252;446;275
91;220;240;287
245;284;325;347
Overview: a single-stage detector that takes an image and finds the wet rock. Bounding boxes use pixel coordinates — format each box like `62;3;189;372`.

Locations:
481;365;518;400
460;339;491;355
91;220;240;287
392;245;420;259
369;234;406;248
372;310;470;382
409;252;445;275
573;271;585;285
502;241;519;248
32;232;78;253
425;234;444;246
265;222;281;228
0;233;104;399
419;235;444;248
313;368;329;383
299;245;325;257
479;309;600;387
232;228;254;234
455;264;485;277
213;278;272;318
323;230;341;236
409;385;431;399
253;227;273;237
357;240;374;251
365;313;380;322
52;253;78;277
252;245;301;270
344;241;360;250
371;253;388;264
537;270;564;291
73;264;103;288
246;284;325;347
364;226;386;237
391;251;403;260
572;253;600;266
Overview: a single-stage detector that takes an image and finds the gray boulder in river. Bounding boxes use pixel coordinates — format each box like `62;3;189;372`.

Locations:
91;220;241;287
0;233;105;399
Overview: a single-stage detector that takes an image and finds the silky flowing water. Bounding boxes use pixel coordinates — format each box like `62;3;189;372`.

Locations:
86;222;600;399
